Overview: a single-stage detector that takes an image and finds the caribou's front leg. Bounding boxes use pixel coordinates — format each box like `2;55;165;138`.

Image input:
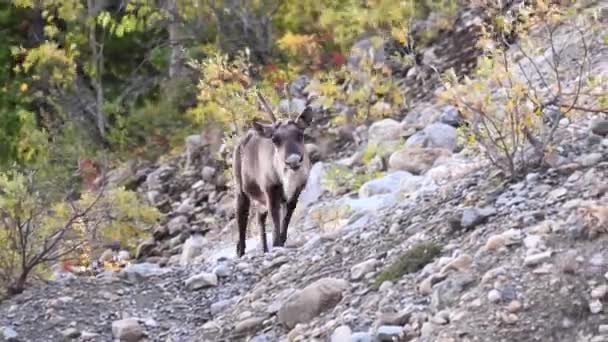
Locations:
267;187;283;247
257;210;269;253
235;193;250;257
280;189;303;246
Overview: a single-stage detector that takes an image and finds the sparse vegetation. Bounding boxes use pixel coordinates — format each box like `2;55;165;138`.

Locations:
322;164;385;196
373;242;442;289
439;2;608;179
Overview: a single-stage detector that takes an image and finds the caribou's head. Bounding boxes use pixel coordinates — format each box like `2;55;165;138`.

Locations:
253;92;314;171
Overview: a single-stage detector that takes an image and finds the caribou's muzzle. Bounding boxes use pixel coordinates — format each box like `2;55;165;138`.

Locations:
285;153;303;170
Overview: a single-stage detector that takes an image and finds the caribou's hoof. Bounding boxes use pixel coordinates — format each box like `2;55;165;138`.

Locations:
236;244;245;257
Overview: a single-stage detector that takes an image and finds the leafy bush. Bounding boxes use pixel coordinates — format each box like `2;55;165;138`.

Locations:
439;5;608;179
322;164;385;196
0;170;159;298
307;45;405;126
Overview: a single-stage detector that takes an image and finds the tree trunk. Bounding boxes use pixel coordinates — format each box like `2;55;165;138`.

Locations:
87;0;107;140
167;0;184;79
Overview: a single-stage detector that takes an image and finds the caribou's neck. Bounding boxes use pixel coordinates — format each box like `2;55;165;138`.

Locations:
272;153;310;202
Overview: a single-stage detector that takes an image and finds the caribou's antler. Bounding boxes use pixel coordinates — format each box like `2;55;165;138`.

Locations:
255;90;277;123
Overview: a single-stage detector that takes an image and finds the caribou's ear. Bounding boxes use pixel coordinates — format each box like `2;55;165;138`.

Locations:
252;120;275;138
295;106;314;129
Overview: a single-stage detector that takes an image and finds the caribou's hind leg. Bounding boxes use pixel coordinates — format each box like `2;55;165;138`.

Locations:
257;210;269;253
236;193;250;257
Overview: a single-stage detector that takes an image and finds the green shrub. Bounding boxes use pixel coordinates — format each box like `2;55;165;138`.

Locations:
373;242;442;289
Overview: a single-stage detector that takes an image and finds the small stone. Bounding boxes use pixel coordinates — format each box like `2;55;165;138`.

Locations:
484;234;507;252
420;322;437;337
351;332;374;342
378;281;394;292
61;328;81;339
211;299;233;315
112;318;144;342
213;264;231;278
590;299;603;314
442;254;473;272
185;272;219;290
331;325;352;342
592;285;608;299
507;300;522;313
234;316;265;334
599;325;608;334
1;327;18;341
488;289;502;303
502;313;519;324
524;251;552;267
591;119;608;136
376;325;404;341
351;259;378;281
578;153;603;167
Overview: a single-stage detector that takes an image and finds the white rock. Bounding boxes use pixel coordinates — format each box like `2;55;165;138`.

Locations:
180;235;205;266
488;289;502;303
350;259;378;280
524;251;553;267
185;272;219;290
331;325;353;342
112;318;144;342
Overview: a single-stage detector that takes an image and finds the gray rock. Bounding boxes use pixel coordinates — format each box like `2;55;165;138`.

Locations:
438;105;463;127
111;318;144;342
389;147;452;175
358;172;412;198
278;277;348;328
591;119;608;136
376;325;404;342
211;299;234;315
175;198;195;215
180;234;205;266
368;119;402;144
350;259;378;281
212;263;231;278
250;335;271;342
61;328;81;339
120;263;169;282
524;251;552;267
234;316;265;334
460;207;496;229
431;272;476;311
423;122;457;151
185;272;219;290
405;131;428;148
167;216;189;236
331;325;352;342
1;327;18;341
351;332;374;342
201;166;216;181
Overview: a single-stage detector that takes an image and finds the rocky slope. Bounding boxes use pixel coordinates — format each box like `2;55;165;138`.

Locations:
1;2;608;342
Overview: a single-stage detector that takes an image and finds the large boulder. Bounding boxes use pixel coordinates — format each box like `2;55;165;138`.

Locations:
405;123;457;151
278;278;348;329
388;148;452;175
358;171;414;198
423;123;457;151
367;119;402;144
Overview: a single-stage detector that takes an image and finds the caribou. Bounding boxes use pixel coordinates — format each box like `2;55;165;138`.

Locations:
232;92;314;257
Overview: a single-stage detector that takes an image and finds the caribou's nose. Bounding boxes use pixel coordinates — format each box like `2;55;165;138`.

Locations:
285;154;303;170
